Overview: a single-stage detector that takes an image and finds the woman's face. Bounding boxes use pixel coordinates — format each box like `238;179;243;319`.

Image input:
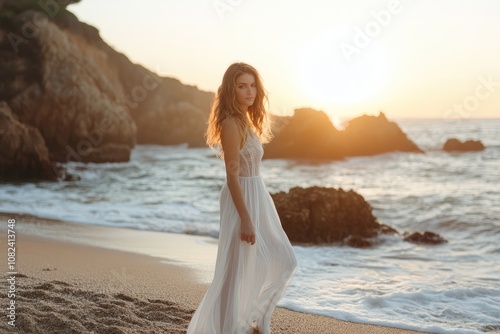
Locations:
235;73;257;110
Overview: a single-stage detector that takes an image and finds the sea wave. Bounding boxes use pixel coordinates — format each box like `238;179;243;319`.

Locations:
1;119;499;333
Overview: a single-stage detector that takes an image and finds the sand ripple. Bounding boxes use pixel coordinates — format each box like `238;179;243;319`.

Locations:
1;275;193;334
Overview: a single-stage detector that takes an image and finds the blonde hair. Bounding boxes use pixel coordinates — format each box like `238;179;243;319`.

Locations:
205;62;273;159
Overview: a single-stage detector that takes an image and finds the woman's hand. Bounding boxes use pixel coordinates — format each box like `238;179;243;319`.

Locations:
240;217;256;245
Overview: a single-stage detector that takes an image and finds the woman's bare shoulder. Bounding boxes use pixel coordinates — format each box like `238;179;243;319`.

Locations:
222;117;240;134
221;117;247;149
221;117;242;143
223;115;244;127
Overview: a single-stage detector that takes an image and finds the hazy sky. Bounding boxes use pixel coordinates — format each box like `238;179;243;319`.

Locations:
70;0;500;121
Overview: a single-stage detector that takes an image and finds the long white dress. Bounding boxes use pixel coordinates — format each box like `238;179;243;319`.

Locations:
187;129;298;334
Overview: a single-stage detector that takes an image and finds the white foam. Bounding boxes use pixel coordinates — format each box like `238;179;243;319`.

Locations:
1;119;500;333
280;245;500;334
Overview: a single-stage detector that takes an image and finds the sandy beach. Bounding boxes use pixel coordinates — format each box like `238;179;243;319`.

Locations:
1;212;428;334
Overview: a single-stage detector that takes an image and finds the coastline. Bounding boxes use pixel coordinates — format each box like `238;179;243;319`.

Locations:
1;212;428;333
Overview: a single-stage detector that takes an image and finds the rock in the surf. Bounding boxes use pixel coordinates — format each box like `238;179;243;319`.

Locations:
404;231;447;245
271;186;397;247
338;112;424;156
443;138;485;152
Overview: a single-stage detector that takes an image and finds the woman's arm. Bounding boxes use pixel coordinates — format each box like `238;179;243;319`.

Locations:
221;119;256;245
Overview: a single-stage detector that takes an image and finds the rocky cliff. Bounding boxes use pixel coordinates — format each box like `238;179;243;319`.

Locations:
0;0;213;180
0;101;58;180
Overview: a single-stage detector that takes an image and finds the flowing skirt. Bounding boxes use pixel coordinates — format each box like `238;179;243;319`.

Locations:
187;175;297;334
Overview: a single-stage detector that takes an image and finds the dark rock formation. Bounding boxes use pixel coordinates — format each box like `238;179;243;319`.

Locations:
270;186;395;247
404;231;447;245
443;138;485;152
344;235;375;248
271;186;446;248
338;112;424;157
265;108;342;160
0;0;213;180
0;101;57;181
3;12;136;163
265;110;423;160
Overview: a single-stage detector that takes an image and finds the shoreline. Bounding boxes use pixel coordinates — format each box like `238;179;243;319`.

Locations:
1;212;428;333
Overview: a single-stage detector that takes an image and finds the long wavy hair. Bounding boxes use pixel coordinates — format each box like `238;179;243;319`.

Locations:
206;62;273;159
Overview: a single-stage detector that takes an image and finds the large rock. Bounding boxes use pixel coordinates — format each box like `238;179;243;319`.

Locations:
0;101;57;181
404;231;447;245
271;186;447;248
6;14;136;162
0;0;213;180
338;112;424;156
270;186;394;246
265;109;423;160
264;108;342;159
443;138;485;152
1;3;136;164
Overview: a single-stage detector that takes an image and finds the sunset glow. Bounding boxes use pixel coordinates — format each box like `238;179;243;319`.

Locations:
295;30;390;106
71;0;500;120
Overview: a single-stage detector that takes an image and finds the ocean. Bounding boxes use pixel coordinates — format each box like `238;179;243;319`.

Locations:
1;118;499;333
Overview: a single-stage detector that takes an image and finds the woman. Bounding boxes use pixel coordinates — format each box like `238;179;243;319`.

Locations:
187;62;297;334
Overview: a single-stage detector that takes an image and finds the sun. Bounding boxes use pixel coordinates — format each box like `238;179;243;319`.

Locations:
295;29;389;107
